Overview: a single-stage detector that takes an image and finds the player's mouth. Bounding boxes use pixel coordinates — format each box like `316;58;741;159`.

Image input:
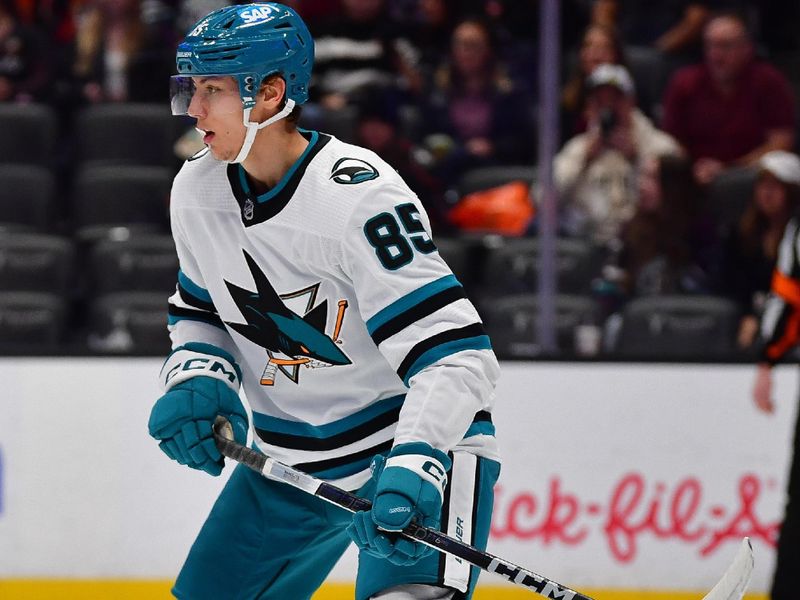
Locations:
196;127;215;144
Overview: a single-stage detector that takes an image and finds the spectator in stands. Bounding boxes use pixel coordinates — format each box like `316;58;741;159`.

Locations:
593;0;712;119
597;0;711;61
662;11;796;186
458;0;537;43
69;0;146;103
561;23;626;139
395;0;458;97
127;0;180;102
13;0;77;52
421;17;534;190
0;0;50;102
309;0;411;111
554;63;682;246
718;150;800;350
353;88;447;232
615;154;712;298
455;0;538;92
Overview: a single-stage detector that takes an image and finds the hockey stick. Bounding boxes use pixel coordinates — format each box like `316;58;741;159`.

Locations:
700;537;754;600
212;417;754;600
212;416;595;600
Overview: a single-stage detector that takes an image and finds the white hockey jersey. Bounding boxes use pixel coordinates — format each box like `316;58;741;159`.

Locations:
165;130;500;489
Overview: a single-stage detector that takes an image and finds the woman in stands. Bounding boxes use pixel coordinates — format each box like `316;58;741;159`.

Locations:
420;17;534;191
719;151;800;350
560;23;626;140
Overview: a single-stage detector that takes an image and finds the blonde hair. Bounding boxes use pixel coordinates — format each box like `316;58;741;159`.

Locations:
73;3;143;78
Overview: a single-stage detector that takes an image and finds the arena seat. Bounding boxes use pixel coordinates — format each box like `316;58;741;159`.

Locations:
705;167;758;230
71;165;172;242
89;234;178;295
75;103;180;167
456;165;536;196
431;235;485;293
0;103;57;165
0;165;55;232
480;293;601;358
0;233;75;295
478;236;600;296
613;295;739;358
87;291;170;354
0;292;67;350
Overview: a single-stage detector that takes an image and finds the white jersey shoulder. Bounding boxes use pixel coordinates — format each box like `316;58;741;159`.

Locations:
282;135;422;243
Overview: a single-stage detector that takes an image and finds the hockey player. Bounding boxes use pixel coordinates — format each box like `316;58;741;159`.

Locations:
148;4;500;599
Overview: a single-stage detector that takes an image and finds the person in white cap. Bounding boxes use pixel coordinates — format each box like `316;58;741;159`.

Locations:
760;150;800;187
751;149;800;599
554;63;683;246
719;150;800;350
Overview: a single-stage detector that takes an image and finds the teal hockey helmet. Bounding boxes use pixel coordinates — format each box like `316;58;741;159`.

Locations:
170;3;314;163
171;3;313;113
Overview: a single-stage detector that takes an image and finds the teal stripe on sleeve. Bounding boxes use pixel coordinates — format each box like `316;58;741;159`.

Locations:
178;269;213;303
464;419;496;438
167;313;226;329
403;335;493;385
366;274;461;336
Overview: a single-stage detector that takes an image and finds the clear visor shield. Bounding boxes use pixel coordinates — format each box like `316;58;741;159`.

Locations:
169;75;244;116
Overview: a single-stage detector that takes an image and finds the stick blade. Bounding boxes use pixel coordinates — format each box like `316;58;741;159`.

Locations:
701;537;754;600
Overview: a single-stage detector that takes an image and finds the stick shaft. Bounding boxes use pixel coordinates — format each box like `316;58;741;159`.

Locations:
700;538;754;600
212;420;594;600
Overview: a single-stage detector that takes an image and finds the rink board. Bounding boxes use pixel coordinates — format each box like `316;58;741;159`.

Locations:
0;359;795;597
0;580;771;599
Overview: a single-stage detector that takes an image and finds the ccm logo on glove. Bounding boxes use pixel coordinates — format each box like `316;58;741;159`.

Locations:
149;343;248;477
423;460;447;484
161;348;240;391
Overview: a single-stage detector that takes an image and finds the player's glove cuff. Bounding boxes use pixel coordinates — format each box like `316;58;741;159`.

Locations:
159;342;242;392
382;442;451;503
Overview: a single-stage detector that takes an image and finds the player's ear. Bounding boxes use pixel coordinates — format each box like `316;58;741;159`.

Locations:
259;75;287;109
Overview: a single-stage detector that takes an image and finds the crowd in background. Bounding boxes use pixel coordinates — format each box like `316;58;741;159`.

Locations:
2;0;800;357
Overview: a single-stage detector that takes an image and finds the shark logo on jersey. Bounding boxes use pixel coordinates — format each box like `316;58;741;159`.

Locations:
330;158;379;185
224;250;351;385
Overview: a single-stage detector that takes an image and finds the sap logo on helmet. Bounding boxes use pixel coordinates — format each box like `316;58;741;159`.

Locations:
330;158;379;185
240;5;276;24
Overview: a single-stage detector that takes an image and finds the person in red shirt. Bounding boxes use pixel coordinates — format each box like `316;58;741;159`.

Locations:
661;11;796;185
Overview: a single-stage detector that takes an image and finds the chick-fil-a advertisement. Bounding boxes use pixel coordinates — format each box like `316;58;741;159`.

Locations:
0;359;795;595
483;363;794;593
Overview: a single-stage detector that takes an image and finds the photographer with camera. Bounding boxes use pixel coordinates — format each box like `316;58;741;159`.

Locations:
554;63;682;245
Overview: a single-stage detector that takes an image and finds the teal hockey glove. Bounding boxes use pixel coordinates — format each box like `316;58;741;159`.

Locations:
347;442;451;566
148;342;248;476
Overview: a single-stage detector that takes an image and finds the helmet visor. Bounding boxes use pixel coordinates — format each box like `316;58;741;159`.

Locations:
169;75;243;116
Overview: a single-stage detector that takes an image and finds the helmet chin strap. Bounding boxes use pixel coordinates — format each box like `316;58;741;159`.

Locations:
228;98;297;164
